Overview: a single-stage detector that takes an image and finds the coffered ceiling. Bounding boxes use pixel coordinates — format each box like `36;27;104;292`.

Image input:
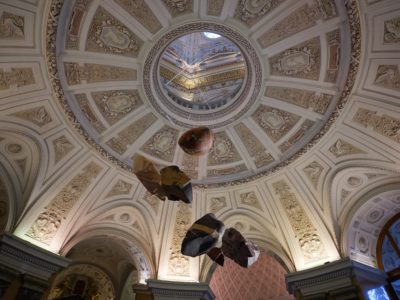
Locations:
0;0;399;296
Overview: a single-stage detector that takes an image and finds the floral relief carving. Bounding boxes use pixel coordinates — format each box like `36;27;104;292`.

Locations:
374;65;400;90
75;93;106;133
26;162;102;244
12;106;52;127
207;0;224;16
92;90;143;126
106;180;133;197
115;0;162;33
207;164;248;177
265;87;331;115
0;12;24;38
53;136;74;163
64;62;137;85
0;68;35;90
240;191;262;210
279;120;315;152
366;208;384;224
181;153;198;179
209;196;226;214
303;161;323;188
384;17;400;43
168;202;191;276
325;29;340;83
353;108;400;143
144;192;160;215
329;139;364;157
87;6;143;57
270;37;321;80
163;0;193;16
66;0;92;49
208;132;241;166
252;105;300;142
106;113;157;155
140;127;178;162
272;180;327;261
235;0;285;27
257;4;319;48
234;123;274;168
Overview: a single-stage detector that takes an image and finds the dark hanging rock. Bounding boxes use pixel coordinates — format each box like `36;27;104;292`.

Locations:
221;228;260;268
181;213;225;257
178;127;214;156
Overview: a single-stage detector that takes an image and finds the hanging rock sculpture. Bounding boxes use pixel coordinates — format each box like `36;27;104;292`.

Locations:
178;127;214;156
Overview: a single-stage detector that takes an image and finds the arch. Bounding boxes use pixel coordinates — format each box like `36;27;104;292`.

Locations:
61;226;155;283
341;183;400;267
0;128;46;230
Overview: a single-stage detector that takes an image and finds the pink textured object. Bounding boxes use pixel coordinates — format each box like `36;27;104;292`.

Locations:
178;127;214;156
209;252;295;300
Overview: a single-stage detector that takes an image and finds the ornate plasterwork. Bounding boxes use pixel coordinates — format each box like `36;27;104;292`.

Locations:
115;0;161;34
328;139;365;157
207;0;224;16
143;192;161;215
303;161;323;188
207;132;241;166
12;106;52;127
106;113;157;155
75;94;107;133
66;0;92;49
279;120;315;153
235;0;285;26
252;105;300;142
53;136;74;163
257;4;319;48
270;37;321;80
0;12;24;38
325;29;341;83
106;180;133;197
140;127;178;162
26;162;102;244
209;196;227;214
92;90;142;126
0;67;34;90
168;203;191;277
272;180;327;261
265;87;331;115
64;63;137;85
384;17;400;43
163;0;193;16
239;191;262;210
86;6;143;57
45;0;360;187
207;164;247;177
234;122;274;168
353;108;400;144
374;65;400;90
181;153;198;179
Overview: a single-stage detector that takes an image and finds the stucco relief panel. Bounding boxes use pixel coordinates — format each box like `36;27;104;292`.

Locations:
252;105;300;143
235;0;286;27
92;90;143;126
26;162;103;245
115;0;162;34
163;0;193;17
270;37;321;80
140;126;178;162
86;6;143;57
207;132;242;166
106;113;157;155
75;93;107;134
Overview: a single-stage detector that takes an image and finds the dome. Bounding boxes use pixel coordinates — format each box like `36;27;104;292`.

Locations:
52;0;354;185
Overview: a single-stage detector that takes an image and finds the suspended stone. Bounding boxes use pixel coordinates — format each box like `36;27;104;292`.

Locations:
181;213;225;257
221;228;260;268
133;156;192;203
178;127;214;156
160;165;192;204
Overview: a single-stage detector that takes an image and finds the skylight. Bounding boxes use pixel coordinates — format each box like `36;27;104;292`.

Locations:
203;32;221;39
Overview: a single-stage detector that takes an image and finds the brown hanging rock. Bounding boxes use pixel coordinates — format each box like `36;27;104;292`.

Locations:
178;127;214;156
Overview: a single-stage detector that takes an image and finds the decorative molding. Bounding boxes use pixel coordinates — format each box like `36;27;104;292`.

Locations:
384;17;400;44
168;203;191;277
0;67;34;90
272;180;327;261
12;106;52;127
328;139;365;158
26;162;102;244
0;12;24;38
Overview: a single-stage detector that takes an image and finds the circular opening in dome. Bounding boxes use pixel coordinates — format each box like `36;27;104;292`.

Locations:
204;32;221;39
158;31;246;111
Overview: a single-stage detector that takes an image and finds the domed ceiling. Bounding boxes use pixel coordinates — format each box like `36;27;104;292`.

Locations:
51;0;354;185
